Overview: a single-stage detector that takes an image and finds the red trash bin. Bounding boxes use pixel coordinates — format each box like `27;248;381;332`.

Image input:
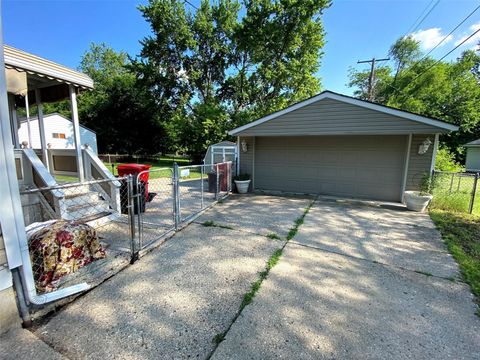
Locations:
117;164;152;201
216;163;230;191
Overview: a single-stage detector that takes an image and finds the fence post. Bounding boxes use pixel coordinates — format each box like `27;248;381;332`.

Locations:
216;163;220;200
469;173;479;214
228;161;232;194
126;175;138;263
173;162;180;230
449;173;454;194
201;165;204;209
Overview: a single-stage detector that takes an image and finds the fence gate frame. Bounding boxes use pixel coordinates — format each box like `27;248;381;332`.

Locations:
132;161;233;257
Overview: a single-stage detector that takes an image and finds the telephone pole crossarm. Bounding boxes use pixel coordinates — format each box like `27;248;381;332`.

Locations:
357;57;390;101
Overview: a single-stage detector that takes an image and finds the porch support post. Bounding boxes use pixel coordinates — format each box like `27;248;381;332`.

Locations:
7;94;20;148
69;84;85;181
35;88;49;170
24;92;32;148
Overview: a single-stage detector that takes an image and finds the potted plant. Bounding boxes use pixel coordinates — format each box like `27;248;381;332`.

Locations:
404;173;434;212
233;174;251;194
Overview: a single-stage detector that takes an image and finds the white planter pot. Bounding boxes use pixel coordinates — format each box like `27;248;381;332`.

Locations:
234;180;251;194
404;191;433;212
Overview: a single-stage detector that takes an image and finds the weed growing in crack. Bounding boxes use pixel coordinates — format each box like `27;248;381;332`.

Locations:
414;270;433;277
201;221;234;230
266;233;281;240
212;333;225;344
286;200;314;240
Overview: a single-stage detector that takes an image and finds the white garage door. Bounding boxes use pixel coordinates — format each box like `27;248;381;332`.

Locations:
254;135;407;202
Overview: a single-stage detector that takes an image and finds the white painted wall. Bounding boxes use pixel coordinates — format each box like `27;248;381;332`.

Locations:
18;113;97;154
466;147;480;172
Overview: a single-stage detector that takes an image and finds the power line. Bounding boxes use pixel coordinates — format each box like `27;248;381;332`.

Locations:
410;0;441;34
404;27;480;89
399;4;480;77
184;0;198;10
382;0;441;72
422;4;480;59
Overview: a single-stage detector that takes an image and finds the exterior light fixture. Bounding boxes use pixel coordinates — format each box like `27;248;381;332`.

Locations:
241;140;248;153
418;137;432;155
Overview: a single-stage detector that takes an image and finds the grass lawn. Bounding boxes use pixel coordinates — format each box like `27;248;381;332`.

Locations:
430;209;480;310
55;175;80;183
104;157;204;180
431;173;480;215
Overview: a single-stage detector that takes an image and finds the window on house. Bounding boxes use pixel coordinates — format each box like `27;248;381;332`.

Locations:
52;133;66;139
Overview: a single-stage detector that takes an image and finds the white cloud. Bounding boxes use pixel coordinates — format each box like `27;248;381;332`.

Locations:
454;22;480;49
410;28;453;50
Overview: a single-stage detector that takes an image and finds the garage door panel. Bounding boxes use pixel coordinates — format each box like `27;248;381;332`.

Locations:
254;136;406;201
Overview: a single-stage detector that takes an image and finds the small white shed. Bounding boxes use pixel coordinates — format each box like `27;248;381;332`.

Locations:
18;113;98;154
203;141;237;169
465;139;480;172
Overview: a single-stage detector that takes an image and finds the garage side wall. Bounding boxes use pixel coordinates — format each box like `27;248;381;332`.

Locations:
466;147;480;172
238;137;254;190
405;134;435;191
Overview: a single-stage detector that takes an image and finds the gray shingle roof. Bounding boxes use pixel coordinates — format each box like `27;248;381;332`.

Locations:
465;139;480;147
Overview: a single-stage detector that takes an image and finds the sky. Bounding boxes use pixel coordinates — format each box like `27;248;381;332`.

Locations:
3;0;480;96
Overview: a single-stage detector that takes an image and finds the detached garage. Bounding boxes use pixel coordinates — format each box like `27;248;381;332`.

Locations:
229;91;458;202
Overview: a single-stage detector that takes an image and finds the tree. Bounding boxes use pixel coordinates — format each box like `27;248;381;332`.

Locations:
135;0;330;159
348;36;480;161
78;43;168;154
389;35;421;83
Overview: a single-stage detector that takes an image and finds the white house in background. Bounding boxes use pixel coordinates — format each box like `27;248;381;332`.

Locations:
464;139;480;172
18;113;98;154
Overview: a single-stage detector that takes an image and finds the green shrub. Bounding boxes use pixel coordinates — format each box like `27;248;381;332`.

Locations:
233;173;250;181
435;146;464;172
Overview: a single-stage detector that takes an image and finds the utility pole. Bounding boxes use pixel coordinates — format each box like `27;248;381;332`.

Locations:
357;57;389;101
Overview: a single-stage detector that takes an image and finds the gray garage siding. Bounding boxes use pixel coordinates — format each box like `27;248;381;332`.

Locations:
466;147;480;171
253;135;407;201
405;134;435;191
237;98;442;136
238;137;255;190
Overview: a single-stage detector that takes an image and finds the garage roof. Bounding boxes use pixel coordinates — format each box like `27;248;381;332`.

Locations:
229;91;458;136
464;139;480;147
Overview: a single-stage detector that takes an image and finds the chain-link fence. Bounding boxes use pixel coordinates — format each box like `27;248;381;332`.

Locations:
176;162;232;222
20;177;135;294
18;161;233;299
135;168;175;251
431;170;480;214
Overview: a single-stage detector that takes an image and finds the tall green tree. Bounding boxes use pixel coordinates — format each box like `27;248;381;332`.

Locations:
78;43;168;154
135;0;330;159
349;37;480;160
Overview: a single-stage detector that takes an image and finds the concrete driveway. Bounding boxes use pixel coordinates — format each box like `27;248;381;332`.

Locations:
213;197;480;360
31;194;311;360
13;194;480;359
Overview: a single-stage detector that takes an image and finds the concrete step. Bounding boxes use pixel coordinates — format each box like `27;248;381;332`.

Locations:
64;191;104;209
62;184;92;198
64;201;111;221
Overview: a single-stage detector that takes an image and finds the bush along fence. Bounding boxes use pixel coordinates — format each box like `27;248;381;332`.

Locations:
431;170;480;215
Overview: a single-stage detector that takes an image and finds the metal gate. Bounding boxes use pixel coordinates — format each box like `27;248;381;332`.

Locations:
133;162;233;255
